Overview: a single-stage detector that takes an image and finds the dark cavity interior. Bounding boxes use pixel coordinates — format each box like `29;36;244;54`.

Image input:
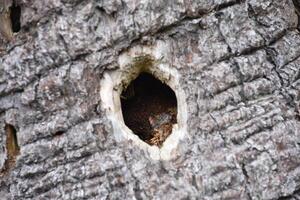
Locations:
121;73;177;147
10;2;21;33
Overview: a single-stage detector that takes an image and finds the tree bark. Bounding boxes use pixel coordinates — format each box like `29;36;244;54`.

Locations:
0;0;300;199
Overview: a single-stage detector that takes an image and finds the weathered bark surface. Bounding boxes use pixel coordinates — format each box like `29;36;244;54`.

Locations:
0;0;300;199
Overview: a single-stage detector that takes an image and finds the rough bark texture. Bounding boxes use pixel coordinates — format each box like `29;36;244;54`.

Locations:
1;0;300;199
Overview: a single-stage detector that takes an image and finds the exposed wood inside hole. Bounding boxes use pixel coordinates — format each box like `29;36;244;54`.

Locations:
1;124;20;175
121;72;177;147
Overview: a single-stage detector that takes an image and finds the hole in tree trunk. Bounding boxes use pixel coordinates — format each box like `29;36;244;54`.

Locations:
2;124;19;173
10;1;21;33
120;72;177;147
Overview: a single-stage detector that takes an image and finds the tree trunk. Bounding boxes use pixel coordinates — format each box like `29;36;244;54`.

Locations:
1;0;300;199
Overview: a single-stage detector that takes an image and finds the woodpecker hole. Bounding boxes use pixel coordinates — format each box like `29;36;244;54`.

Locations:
53;131;65;138
120;72;178;147
1;124;19;174
10;2;21;33
101;50;188;160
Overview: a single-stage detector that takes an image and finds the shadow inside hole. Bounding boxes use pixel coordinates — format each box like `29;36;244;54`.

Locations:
121;72;177;147
10;2;21;33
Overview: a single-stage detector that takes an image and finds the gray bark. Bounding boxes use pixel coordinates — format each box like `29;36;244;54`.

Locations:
1;0;300;199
